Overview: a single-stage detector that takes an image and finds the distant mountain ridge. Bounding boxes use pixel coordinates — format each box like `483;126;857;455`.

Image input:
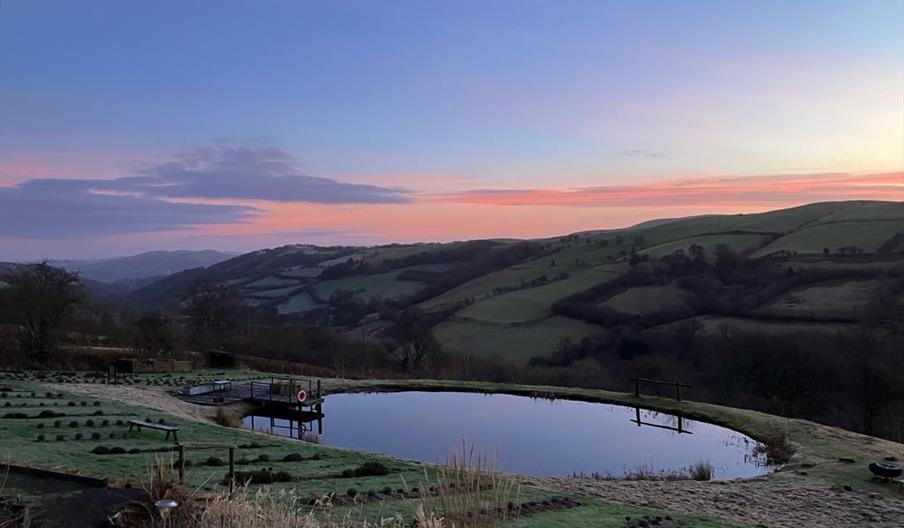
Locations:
55;250;235;282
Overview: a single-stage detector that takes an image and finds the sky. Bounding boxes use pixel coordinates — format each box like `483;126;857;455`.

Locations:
1;0;902;260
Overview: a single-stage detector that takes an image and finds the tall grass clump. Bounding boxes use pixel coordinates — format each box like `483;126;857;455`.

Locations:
687;460;713;481
215;407;243;428
419;441;519;528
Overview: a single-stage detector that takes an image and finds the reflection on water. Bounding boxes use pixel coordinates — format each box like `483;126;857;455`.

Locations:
242;391;770;480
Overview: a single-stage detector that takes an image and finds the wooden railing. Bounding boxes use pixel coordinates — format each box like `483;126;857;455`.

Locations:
629;377;693;401
173;442;237;491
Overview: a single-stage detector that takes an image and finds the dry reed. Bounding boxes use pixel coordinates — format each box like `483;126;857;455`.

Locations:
215;407;243;428
419;441;520;528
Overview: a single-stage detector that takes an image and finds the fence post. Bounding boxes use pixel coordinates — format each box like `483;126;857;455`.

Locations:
634;378;640;397
675;380;682;401
177;443;185;484
228;447;235;494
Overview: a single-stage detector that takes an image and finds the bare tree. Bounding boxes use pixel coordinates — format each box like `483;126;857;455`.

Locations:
181;279;242;348
381;333;440;372
133;313;176;356
7;261;82;363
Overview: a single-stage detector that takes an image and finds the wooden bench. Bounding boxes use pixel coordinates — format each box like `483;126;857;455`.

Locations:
128;419;180;442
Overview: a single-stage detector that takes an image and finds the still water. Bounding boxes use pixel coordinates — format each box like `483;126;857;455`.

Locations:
243;391;769;480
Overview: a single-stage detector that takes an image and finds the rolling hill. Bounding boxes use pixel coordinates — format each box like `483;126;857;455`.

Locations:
130;200;904;363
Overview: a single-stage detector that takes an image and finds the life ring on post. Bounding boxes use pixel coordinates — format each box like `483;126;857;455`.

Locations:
296;389;307;403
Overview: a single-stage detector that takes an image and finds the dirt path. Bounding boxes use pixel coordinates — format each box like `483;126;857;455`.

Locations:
523;473;904;528
45;383;218;423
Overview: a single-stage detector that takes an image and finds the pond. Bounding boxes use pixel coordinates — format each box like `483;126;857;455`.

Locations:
243;391;770;480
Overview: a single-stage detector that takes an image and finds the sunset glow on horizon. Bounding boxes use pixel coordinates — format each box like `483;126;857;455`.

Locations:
1;1;902;260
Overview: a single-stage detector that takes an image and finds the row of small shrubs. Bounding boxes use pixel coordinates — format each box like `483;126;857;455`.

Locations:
38;432;130;442
65;401;102;407
3;401;61;408
92;446;142;455
232;452;322;466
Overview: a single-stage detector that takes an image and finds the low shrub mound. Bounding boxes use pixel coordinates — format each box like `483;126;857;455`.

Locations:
231;469;292;484
341;461;389;478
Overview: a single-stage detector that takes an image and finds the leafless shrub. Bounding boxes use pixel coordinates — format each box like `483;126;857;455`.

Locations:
754;435;796;464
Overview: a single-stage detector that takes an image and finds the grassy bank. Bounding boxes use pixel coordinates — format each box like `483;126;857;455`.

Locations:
3;368;902;526
0;370;745;527
322;377;904;495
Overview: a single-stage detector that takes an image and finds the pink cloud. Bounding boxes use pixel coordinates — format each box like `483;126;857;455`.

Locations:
424;172;904;207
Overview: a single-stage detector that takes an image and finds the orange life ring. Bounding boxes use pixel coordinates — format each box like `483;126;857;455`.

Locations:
296;389;307;403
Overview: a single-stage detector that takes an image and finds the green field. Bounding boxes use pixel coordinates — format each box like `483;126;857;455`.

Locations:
757;280;879;320
314;270;425;301
246;276;303;289
277;292;322;314
752;219;904;256
602;284;688;315
246;285;304;299
641;233;769;259
457;267;621;324
648;315;858;337
434;316;601;364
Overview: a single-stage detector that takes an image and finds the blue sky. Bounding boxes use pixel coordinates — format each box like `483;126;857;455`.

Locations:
1;1;902;259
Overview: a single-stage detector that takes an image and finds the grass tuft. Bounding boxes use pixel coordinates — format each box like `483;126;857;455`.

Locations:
687;460;714;481
419;441;519;528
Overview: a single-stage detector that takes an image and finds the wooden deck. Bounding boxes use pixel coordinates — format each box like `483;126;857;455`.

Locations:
177;380;323;407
